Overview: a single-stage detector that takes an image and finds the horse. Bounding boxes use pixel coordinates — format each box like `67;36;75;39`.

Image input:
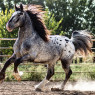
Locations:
0;4;93;91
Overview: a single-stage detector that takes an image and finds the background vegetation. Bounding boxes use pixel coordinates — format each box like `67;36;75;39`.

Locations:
1;0;95;34
0;0;95;81
0;0;95;55
0;9;17;56
0;0;95;56
2;62;95;81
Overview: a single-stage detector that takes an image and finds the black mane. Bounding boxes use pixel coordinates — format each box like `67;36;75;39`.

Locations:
26;10;49;42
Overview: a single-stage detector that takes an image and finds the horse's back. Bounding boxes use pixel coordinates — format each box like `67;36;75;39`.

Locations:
49;35;75;60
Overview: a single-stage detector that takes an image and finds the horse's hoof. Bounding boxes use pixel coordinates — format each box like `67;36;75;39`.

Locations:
35;85;44;92
13;72;21;81
35;88;42;92
0;72;5;84
51;88;63;91
0;79;4;84
35;85;45;92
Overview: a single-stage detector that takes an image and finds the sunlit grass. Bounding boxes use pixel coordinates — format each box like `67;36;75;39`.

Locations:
1;62;95;81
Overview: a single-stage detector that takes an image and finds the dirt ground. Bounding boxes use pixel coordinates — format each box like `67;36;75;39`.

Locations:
0;81;95;95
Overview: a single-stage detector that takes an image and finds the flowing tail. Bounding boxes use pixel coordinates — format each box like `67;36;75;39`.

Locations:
71;30;93;55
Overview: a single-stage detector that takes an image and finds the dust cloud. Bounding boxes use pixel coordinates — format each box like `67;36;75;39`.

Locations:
65;80;95;91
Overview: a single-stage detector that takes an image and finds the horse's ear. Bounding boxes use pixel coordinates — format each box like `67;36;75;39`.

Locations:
20;4;23;12
15;4;19;11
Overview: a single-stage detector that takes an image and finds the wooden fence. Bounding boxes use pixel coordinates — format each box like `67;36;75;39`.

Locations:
0;38;95;76
0;38;95;58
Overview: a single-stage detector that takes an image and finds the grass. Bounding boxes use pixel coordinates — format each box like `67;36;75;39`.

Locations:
1;62;95;81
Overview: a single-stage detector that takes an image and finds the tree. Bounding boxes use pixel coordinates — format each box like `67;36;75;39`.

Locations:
0;0;45;11
0;9;17;55
45;0;95;36
44;8;64;35
1;0;95;36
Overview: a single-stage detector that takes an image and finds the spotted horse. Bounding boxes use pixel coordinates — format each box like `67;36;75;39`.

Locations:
0;4;93;91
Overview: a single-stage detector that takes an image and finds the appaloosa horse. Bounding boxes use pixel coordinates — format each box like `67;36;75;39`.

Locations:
0;4;93;91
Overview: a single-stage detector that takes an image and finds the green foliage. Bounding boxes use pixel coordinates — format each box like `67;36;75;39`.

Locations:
45;0;95;36
4;63;95;81
0;0;95;36
0;9;17;55
44;8;65;35
0;0;95;55
88;71;95;80
6;64;46;81
24;65;45;81
0;9;17;38
0;0;45;11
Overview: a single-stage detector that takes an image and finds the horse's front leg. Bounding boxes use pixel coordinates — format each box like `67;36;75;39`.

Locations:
35;64;54;91
13;54;31;81
0;54;16;83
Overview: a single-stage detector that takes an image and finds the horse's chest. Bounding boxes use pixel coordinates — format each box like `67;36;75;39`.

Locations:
13;39;31;57
22;41;31;51
13;40;22;58
20;41;31;55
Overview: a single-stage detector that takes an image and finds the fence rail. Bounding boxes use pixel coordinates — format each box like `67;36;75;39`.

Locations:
0;38;95;40
0;38;95;75
0;38;16;40
0;38;95;57
5;71;95;73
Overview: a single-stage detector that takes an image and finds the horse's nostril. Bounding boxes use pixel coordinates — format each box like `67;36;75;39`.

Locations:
6;22;13;32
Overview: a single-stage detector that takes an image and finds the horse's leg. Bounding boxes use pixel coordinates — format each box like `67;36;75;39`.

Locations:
0;54;16;83
60;59;72;90
35;64;54;91
51;59;72;91
13;54;31;81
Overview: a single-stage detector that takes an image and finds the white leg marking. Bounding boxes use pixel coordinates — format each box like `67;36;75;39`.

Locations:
35;78;49;91
13;72;21;81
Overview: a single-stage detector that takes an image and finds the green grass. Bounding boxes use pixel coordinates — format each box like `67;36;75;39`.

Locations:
1;62;95;81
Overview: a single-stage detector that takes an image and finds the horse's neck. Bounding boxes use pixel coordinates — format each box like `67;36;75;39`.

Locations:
18;18;36;43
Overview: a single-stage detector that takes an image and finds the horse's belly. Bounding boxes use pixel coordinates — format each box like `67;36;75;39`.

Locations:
34;49;59;63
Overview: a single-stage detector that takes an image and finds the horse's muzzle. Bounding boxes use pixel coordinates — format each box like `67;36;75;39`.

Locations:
6;22;13;32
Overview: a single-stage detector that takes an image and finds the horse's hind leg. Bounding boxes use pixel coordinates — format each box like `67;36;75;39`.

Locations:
51;59;72;91
60;59;72;90
35;64;54;91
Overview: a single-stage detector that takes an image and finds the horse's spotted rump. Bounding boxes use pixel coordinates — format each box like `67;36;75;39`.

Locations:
69;51;71;53
52;35;75;59
49;35;75;59
65;44;67;47
65;39;69;41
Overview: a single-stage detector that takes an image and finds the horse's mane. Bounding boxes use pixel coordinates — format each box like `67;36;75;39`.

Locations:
25;5;49;42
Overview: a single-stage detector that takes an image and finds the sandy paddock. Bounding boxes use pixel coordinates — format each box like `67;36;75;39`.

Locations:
0;81;95;95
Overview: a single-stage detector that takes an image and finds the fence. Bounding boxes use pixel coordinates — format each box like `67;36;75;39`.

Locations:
0;38;95;81
0;38;95;58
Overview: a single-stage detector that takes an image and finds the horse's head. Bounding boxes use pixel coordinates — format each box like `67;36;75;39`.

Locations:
6;4;25;32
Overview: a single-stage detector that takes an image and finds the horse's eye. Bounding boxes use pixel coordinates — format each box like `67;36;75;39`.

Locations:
18;14;20;16
18;13;23;16
15;18;19;22
20;13;23;15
